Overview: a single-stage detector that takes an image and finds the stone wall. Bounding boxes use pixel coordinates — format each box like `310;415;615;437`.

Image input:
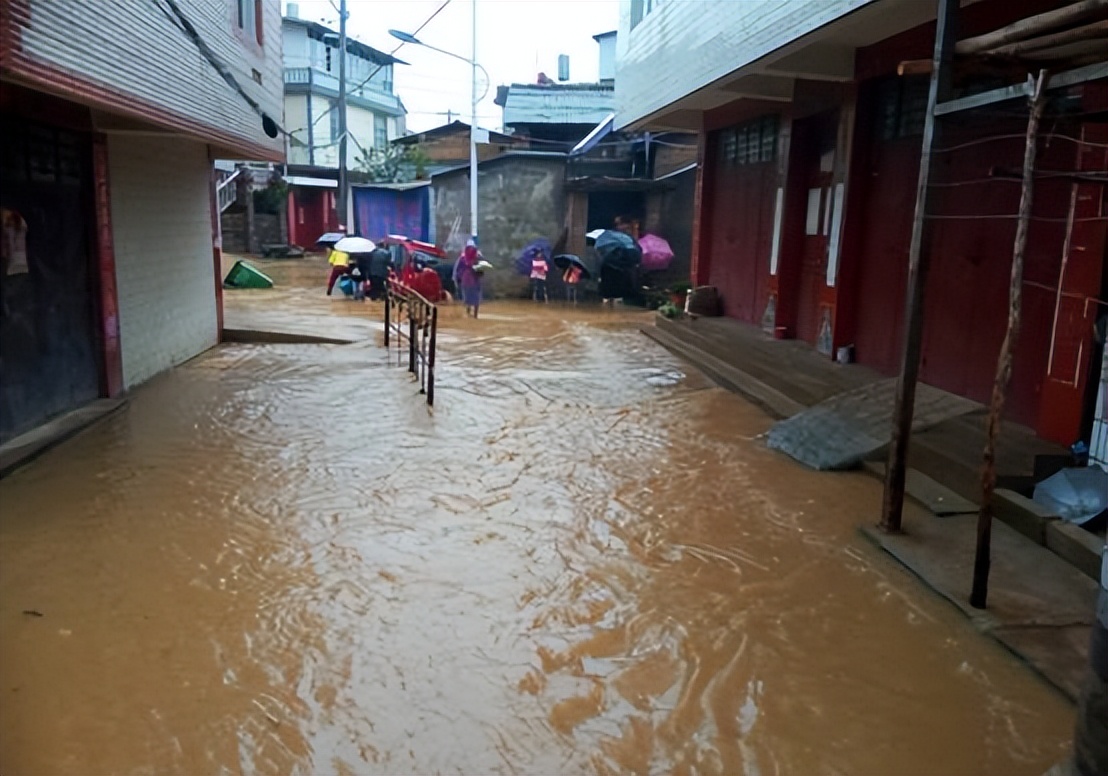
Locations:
221;211;286;254
432;156;566;299
645;166;695;288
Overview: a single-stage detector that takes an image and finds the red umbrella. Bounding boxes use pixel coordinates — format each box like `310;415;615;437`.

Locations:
638;234;674;272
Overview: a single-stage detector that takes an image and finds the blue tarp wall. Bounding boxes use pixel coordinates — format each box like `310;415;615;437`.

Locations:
352;185;430;241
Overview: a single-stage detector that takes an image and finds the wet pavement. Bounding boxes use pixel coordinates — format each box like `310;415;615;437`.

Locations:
0;257;1075;775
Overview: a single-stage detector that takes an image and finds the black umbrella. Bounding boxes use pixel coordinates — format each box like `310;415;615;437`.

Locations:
553;253;596;280
594;230;642;272
316;232;346;248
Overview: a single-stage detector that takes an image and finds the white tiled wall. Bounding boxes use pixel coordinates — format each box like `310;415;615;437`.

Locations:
1091;346;1108;470
21;0;283;159
108;135;218;389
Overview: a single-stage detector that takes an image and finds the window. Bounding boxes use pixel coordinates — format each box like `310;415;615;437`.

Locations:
374;115;388;149
236;0;262;45
876;76;928;141
630;0;644;28
631;0;659;29
330;101;341;144
326;46;333;73
719;116;777;166
720;128;737;162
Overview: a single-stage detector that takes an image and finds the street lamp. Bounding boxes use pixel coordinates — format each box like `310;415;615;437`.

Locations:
390;21;488;243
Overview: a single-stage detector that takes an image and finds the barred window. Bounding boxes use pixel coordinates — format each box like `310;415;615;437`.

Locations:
720;116;777;166
876;76;928;141
720;129;737;163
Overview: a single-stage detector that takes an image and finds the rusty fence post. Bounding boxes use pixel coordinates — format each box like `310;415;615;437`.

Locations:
427;306;437;406
384;287;390;347
418;304;427;395
408;309;416;374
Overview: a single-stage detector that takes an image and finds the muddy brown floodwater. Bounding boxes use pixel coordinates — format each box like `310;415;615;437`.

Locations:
0;259;1074;775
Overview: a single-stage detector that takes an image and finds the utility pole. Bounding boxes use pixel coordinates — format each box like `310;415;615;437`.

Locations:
337;0;349;230
469;0;478;242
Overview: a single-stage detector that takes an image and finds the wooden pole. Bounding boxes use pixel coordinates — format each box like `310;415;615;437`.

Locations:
880;0;958;533
970;70;1049;610
955;0;1108;55
987;19;1108;58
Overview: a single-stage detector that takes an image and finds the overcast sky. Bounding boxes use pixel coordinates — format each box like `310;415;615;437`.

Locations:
285;0;620;133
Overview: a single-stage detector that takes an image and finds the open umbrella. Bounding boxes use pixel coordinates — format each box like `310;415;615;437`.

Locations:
638;234;674;272
316;232;346;248
514;238;552;275
553;253;596;280
333;236;376;254
1033;466;1108;525
595;230;642;272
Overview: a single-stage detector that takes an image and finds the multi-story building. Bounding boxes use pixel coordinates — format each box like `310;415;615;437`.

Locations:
615;0;1107;453
0;0;284;445
278;4;408;246
281;4;406;169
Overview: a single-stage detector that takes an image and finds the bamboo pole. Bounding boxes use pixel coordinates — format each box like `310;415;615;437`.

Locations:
956;0;1108;55
969;70;1049;610
987;19;1108;57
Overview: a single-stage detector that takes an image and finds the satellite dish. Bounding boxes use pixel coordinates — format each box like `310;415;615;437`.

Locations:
262;113;279;139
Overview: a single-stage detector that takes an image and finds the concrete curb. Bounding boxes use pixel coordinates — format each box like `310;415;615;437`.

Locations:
0;399;127;479
222;328;357;346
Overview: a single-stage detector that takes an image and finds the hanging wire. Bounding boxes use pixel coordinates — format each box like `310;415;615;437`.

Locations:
934;131;1108;153
295;0;454;137
925;213;1108;222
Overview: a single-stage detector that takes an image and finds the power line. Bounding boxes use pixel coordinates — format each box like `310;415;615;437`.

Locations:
295;0;453;138
156;0;282;136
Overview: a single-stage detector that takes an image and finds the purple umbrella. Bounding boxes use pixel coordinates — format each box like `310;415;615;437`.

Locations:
638;234;674;272
515;238;552;275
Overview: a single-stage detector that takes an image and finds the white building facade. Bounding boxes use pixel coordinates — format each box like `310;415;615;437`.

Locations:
0;0;284;442
281;11;407;168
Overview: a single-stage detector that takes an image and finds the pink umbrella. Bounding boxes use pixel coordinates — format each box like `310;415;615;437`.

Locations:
638;234;674;272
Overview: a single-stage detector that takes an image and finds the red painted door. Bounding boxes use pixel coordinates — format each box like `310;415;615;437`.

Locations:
796;167;833;345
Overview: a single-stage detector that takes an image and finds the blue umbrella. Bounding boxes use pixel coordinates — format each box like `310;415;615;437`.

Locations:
515;238;552;275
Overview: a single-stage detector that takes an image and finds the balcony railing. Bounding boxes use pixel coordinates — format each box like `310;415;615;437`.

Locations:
283;67;402;114
284;67;312;85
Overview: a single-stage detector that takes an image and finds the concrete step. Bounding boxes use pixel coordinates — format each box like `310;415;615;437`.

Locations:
641;323;804;419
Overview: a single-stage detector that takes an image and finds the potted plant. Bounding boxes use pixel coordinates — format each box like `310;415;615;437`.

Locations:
669;281;692;308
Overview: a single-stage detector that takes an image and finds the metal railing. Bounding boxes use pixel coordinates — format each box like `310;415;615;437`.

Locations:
215;168;240;212
384;280;438;406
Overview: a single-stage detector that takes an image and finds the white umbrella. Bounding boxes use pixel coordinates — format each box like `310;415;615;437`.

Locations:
333;236;376;254
1033;466;1108;525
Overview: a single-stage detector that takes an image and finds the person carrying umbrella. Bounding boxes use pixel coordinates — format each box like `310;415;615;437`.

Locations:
326;246;351;296
530;249;549;303
453;238;484;318
562;263;581;304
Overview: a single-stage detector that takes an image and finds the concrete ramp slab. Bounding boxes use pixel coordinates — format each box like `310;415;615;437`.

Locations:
766;379;979;470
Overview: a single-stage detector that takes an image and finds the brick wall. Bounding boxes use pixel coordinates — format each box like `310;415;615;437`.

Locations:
221;211;284;253
108;135;218;388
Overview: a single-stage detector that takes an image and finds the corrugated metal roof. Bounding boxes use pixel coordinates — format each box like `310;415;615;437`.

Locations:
430;151;568;178
500;84;615;127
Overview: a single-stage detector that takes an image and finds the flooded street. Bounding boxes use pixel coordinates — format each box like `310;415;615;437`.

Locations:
0;261;1074;775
